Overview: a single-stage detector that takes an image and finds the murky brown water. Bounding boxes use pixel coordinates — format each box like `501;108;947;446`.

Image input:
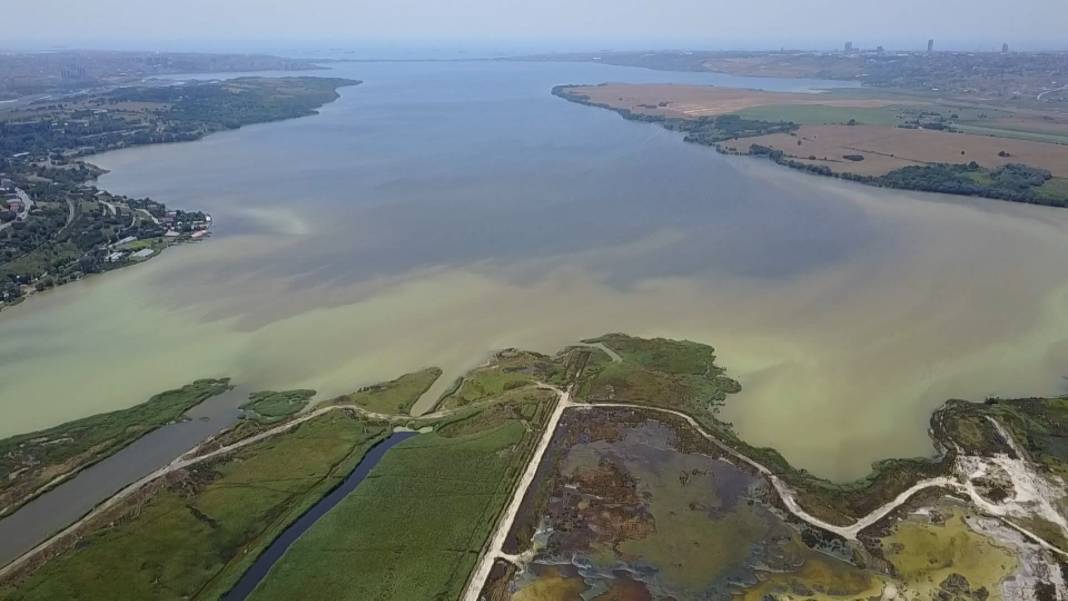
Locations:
1;61;1067;483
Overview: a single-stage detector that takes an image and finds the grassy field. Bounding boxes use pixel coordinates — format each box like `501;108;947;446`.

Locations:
435;350;566;410
577;333;741;413
734;103;905;127
343;367;442;415
240;389;315;422
573;335;951;526
955;123;1068;146
575;335;1068;533
247;397;553;601
557;82;1068;207
734;124;1068;178
0;410;388;601
1038;177;1068;203
117;237;166;252
0;378;232;518
880;509;1016;599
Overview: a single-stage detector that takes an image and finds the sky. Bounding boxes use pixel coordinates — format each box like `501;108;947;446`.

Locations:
3;0;1066;53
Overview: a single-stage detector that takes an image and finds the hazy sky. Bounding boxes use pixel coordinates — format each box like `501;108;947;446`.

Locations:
4;0;1066;52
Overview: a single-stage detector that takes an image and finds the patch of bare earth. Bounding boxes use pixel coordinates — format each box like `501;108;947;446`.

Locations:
566;83;897;119
727;124;1068;177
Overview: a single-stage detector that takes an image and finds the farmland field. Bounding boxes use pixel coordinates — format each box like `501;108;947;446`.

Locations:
562;83;898;119
247;395;554;601
730;124;1068;177
0;410;388;601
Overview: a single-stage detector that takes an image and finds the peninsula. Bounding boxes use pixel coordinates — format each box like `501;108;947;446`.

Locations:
1;335;1064;600
553;83;1068;207
0;74;359;308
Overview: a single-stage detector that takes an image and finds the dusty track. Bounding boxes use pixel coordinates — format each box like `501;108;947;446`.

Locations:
459;386;571;601
461;398;1067;599
0;402;417;579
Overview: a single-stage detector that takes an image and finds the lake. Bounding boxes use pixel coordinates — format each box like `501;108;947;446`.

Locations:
2;59;1067;482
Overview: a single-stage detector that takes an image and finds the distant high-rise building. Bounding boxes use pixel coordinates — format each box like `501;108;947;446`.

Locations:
844;41;854;52
876;45;885;54
1002;43;1009;53
927;39;935;53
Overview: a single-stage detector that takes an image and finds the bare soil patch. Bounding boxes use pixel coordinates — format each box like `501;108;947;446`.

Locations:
567;83;898;119
727;125;1068;177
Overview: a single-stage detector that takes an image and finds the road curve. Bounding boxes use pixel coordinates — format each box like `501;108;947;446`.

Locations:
461;399;1068;601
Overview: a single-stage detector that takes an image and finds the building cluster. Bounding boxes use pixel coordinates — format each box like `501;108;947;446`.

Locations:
839;38;1019;57
104;211;212;263
160;210;211;233
1;178;25;221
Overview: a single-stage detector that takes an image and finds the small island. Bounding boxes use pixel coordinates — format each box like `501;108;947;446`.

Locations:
0;75;360;309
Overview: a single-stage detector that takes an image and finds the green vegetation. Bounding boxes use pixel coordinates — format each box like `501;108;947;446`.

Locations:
344;367;442;415
0;77;359;159
556;83;1068;208
0;50;321;99
248;397;553;601
436;350;565;410
573;334;1068;530
1037;177;1068;203
504;407;883;601
672;114;798;145
240;389;315;422
0;378;231;517
747;144;1068;208
733;101;1001;129
881;511;1016;600
534;49;1068;100
576;333;741;413
552;85;796;145
572;335;943;525
5;336;1064;600
0;176;208;301
955;123;1068;146
735;103;904;127
0;410;387;601
947;396;1068;480
1;76;358;305
874;162;1061;206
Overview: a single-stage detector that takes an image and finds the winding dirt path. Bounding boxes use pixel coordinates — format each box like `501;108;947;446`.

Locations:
6;370;1065;591
460;400;1068;599
582;402;946;540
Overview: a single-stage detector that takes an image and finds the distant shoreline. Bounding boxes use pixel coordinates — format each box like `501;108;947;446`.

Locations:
553;83;1068;208
0;76;359;311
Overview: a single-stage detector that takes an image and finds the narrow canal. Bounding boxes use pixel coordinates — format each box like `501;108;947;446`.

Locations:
222;431;418;600
0;385;251;567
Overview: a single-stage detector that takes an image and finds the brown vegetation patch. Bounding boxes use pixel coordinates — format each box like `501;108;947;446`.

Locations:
566;83;897;119
730;124;1068;177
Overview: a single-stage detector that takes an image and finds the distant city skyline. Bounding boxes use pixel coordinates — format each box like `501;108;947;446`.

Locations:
3;0;1068;53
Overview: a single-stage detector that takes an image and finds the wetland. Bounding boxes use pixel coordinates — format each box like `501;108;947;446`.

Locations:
3;60;1068;487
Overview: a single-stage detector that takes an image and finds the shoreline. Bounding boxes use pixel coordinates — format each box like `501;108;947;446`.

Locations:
0;76;360;312
2;337;1065;598
552;84;1068;208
